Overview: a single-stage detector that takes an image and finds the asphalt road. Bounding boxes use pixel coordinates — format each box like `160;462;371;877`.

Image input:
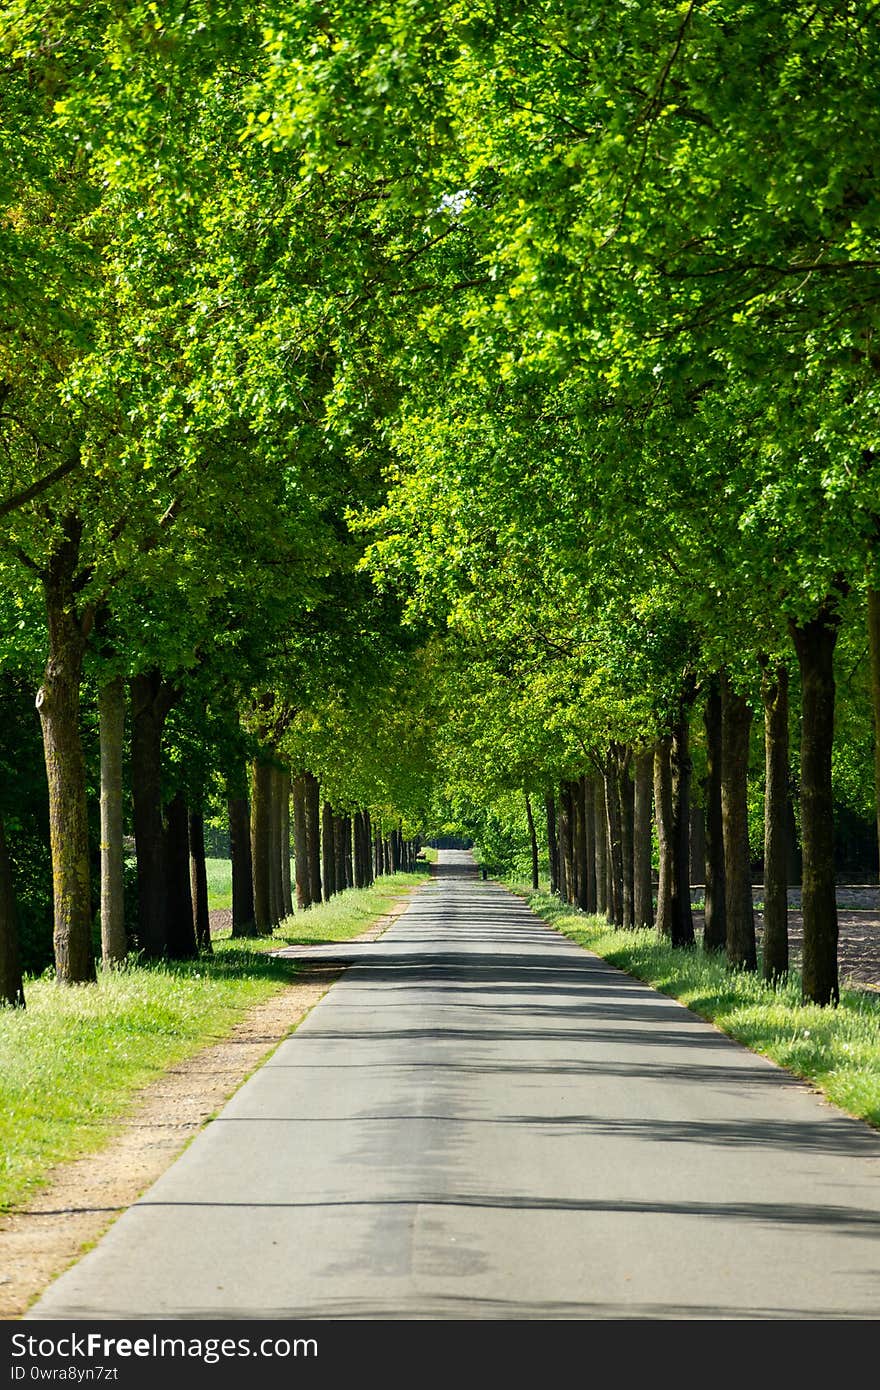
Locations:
27;852;880;1320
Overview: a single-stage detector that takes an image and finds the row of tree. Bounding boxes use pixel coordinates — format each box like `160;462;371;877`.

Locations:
3;4;879;1012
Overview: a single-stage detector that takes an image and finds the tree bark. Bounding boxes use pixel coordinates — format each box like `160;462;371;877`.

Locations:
98;675;127;967
545;794;559;896
165;790;197;959
721;672;757;972
604;753;623;926
292;772;310;911
228;792;255;937
374;828;383;879
593;774;609;917
525;792;539;891
364;810;374;885
0;812;25;1007
344;816;354;886
251;757;275;928
188;808;212;953
37;519;95;984
557;784;572;903
790;601;841;1006
581;775;597;913
633;748;654;928
703;678;727;953
305;772;322;903
654;737;674;939
279;770;293;919
614;745;635;928
353;811;366;888
335;817;349;889
130;670;177;961
268;765;283;927
670;710;695;947
389;823;401;873
572;779;587;910
322;802;336;900
761;659;790;984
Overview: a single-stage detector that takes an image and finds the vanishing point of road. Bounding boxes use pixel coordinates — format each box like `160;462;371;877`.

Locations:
28;851;880;1320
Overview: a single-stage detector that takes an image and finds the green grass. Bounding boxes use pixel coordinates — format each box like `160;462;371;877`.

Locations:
214;872;430;950
205;856;233;910
514;884;880;1131
0;871;429;1214
222;871;431;949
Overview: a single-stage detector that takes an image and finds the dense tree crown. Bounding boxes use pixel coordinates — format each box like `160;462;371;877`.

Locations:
1;2;878;1007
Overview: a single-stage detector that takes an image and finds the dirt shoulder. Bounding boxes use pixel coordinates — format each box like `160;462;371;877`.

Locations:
0;908;405;1322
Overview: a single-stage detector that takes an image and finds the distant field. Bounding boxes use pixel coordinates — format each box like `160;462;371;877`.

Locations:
205;858;233;910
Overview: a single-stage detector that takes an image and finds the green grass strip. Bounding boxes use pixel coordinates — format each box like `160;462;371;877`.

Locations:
0;871;429;1214
515;885;880;1132
227;871;430;950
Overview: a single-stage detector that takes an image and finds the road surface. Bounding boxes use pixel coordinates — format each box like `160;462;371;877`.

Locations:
27;852;880;1319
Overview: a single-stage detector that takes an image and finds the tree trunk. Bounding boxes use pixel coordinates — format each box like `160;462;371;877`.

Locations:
322;801;336;900
268;766;283;927
165;790;197;959
353;810;366;888
38;521;95;984
130;670;177;961
557;785;572;903
228;792;255;937
525;792;539;891
251;757;275;928
604;753;623;926
375;828;384;878
292;772;310;911
305;772;322;903
344;816;354;886
654;737;674;939
389;823;401;873
633;748;654;928
363;811;374;885
614;745;635;929
569;782;582;906
0;812;25;1008
791;602;841;1006
280;770;293;919
593;774;609;917
761;659;790;984
545;794;559;896
721;672;757;972
670;711;695;947
581;776;597;913
98;675;127;967
703;678;727;953
335;817;349;889
188;808;212;953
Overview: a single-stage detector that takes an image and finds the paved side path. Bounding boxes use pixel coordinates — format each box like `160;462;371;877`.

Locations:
28;853;880;1320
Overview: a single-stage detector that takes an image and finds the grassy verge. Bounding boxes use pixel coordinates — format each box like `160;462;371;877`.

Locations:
222;871;431;950
0;871;429;1213
514;885;880;1131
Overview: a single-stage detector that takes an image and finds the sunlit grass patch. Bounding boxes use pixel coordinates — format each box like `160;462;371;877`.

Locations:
0;950;294;1213
215;871;431;949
